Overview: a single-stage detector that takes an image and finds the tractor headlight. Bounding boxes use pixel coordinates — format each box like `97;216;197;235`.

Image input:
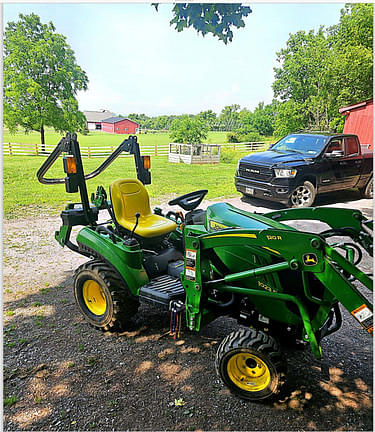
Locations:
274;168;297;178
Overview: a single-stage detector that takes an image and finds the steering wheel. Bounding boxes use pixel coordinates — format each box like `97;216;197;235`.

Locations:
168;190;208;211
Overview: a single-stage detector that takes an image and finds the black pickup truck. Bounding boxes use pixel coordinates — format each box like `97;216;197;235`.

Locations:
235;132;373;207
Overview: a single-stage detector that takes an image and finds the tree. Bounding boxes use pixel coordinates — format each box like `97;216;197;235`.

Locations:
154;3;252;44
220;104;241;131
3;13;88;147
169;115;208;144
197;109;217;130
272;4;373;136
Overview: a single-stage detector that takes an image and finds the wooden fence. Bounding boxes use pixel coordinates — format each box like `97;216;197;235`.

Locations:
3;141;268;158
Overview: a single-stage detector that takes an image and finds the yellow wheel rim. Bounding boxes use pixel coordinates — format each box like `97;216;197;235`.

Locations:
82;280;107;316
227;352;270;392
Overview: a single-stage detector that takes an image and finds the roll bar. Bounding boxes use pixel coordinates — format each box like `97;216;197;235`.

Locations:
36;133;151;185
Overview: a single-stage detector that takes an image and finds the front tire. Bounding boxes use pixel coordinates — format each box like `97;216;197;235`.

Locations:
74;259;139;331
289;181;316;207
215;328;286;401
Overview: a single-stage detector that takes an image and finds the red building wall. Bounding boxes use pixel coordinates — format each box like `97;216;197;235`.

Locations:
102;122;114;133
101;119;139;134
340;100;373;149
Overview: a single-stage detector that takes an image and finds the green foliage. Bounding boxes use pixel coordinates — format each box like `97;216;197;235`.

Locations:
226;132;241;143
3;14;88;144
220;147;243;164
273;4;373;136
4;396;18;407
197;110;217;130
241;131;262;143
219;104;241;131
155;3;252;44
169;115;208;144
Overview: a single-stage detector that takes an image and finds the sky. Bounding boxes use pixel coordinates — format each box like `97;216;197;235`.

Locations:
3;2;346;117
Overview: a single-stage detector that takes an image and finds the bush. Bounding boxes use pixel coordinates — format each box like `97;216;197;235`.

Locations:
242;131;262;142
220;147;243;164
226;132;241;143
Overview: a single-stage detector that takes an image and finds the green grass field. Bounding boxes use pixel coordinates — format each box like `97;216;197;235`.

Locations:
4;154;243;218
3;131;275;218
3;129;230;147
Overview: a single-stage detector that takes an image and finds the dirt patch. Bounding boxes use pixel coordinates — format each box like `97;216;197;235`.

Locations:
3;196;373;431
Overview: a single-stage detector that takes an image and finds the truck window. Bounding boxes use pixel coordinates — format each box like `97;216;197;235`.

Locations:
326;139;343;154
345;137;359;156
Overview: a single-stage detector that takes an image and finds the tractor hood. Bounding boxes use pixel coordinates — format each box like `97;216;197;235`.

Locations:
240;150;314;167
205;202;295;232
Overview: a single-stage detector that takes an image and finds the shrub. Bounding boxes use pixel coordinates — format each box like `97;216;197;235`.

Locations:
220;147;242;164
242;131;262;142
226;132;241;143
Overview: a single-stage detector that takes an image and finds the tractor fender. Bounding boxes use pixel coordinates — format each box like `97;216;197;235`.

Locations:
76;227;148;296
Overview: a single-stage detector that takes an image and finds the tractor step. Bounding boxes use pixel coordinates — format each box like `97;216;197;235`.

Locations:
139;275;185;309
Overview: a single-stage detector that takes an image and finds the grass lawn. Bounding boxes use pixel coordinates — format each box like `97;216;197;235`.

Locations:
3;129;231;148
3;154;242;218
3;131;276;218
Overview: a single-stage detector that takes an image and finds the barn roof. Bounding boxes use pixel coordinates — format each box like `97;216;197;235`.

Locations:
84;110;116;122
102;116;139;125
339;99;373;114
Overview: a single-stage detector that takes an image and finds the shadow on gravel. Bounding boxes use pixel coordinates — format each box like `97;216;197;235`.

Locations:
240;189;369;211
3;277;373;431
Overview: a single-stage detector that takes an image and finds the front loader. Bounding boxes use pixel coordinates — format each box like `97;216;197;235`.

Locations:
37;133;373;401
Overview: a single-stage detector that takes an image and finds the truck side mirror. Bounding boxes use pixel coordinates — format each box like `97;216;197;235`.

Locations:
325;150;344;158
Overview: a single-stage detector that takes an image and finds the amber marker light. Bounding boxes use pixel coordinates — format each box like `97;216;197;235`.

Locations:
143;155;151;170
65;156;77;174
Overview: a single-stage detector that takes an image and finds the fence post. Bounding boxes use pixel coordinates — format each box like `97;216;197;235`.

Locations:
88;147;91;158
8;143;12;156
155;145;158;156
35;143;39;155
111;146;114;153
233;143;236;150
251;142;253;152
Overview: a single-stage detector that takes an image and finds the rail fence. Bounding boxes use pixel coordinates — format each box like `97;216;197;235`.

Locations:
3;141;268;158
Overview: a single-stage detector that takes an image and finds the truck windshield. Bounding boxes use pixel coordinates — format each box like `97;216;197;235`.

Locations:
271;135;328;155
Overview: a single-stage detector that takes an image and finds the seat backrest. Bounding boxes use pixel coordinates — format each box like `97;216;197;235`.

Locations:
110;178;152;223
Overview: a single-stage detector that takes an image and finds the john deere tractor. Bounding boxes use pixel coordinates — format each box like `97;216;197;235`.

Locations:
37;133;373;401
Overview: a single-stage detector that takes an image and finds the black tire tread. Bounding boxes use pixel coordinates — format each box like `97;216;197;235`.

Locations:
215;328;286;401
74;259;139;331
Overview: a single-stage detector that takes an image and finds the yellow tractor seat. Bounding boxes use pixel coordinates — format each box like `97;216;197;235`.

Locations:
110;178;177;239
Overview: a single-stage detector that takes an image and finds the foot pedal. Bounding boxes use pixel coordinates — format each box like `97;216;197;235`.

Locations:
139;275;185;309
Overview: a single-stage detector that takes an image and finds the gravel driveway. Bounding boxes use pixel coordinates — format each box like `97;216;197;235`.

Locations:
3;190;373;431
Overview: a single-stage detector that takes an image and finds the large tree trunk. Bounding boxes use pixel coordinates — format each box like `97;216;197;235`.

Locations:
41;124;45;152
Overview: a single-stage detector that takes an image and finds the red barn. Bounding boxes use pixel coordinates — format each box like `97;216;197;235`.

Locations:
101;117;140;134
339;99;373;149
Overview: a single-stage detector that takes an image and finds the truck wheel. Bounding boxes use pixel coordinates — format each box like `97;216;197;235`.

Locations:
74;259;139;331
289;181;316;207
215;328;286;401
359;177;373;199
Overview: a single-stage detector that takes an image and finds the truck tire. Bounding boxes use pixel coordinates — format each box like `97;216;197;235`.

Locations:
359;177;373;199
289;181;316;208
74;259;139;331
215;328;286;401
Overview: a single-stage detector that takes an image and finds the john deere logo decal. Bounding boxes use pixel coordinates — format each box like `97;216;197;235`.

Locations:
303;253;318;266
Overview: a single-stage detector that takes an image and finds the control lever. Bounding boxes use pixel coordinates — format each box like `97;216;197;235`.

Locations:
123;212;140;246
130;213;141;240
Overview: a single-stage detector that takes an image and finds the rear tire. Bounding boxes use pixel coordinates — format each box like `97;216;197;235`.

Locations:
359;177;373;199
215;328;286;401
74;259;139;331
289;181;316;208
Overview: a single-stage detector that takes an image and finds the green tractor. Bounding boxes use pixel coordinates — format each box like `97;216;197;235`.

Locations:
38;133;373;401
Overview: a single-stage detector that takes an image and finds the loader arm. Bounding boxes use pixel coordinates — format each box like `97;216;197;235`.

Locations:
182;224;373;359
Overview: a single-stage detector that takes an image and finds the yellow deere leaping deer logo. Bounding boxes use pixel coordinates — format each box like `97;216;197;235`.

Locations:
303;253;318;266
